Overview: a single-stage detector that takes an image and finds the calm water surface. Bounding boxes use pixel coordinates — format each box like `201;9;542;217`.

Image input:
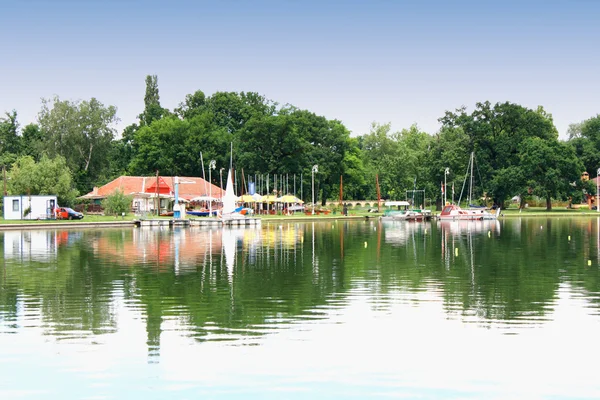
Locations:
1;218;600;399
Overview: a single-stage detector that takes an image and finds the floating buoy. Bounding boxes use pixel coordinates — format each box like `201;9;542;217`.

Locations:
424;229;427;234
488;231;491;238
364;241;368;248
374;227;376;231
540;226;543;229
455;248;459;256
568;235;571;241
588;260;592;266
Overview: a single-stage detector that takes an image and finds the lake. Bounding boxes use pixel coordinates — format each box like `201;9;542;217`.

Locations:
1;218;600;399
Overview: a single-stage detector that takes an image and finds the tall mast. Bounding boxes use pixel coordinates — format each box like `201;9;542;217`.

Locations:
468;152;474;206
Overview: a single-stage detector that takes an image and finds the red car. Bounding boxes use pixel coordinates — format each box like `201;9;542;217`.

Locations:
55;207;84;220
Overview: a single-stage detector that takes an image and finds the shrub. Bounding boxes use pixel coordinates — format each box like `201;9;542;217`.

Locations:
102;190;132;217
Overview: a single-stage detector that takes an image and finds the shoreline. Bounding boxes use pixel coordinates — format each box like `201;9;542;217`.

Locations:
1;210;600;230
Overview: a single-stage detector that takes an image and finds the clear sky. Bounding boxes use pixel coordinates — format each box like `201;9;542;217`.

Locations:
1;0;599;139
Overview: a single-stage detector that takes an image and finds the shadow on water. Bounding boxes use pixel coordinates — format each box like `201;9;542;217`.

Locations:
2;218;600;361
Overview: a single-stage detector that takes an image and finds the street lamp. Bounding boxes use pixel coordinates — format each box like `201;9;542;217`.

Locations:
209;160;216;217
444;167;450;206
311;164;318;215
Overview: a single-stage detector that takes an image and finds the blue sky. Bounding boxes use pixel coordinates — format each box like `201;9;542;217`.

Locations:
1;0;599;138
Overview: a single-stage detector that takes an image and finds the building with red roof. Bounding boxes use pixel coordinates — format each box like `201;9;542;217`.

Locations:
80;175;224;214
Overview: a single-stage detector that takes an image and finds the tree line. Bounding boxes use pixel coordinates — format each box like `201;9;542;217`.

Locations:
1;74;599;209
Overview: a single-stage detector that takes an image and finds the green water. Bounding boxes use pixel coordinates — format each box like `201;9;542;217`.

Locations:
1;218;600;399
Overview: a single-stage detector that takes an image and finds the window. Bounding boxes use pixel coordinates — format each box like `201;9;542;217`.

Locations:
12;199;19;212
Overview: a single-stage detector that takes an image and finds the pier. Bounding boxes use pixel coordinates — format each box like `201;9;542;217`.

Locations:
135;218;261;228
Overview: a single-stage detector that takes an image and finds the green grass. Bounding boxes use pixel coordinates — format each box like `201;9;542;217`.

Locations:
2;205;598;225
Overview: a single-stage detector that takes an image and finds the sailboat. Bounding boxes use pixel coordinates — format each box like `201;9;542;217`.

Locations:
439;152;500;221
220;168;247;222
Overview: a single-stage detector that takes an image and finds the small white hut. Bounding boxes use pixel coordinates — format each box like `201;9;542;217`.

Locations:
3;195;57;220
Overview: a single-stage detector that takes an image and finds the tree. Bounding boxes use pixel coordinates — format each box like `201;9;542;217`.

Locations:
519;138;582;210
0;110;22;165
175;90;206;119
567;115;600;176
7;155;78;205
102;189;133;217
37;96;118;193
439;102;561;207
21;123;44;160
139;75;169;126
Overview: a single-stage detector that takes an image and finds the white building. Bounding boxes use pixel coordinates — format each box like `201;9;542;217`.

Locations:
3;195;57;220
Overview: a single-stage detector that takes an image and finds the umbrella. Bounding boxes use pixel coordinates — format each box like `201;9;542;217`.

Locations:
276;194;304;204
262;194;278;203
237;194;256;203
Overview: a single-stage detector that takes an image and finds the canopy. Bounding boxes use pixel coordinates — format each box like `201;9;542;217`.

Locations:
237;194;257;203
262;194;278;203
276;194;304;204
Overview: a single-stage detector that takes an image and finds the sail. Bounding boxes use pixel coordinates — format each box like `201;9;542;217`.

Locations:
222;169;237;215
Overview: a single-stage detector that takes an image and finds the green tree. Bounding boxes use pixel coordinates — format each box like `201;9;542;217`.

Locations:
519;138;583;210
7;155;78;205
102;189;133;216
139;75;169;126
20;123;44;160
0;110;22;166
175;89;206;119
37;96;118;193
567;115;600;176
439;102;561;207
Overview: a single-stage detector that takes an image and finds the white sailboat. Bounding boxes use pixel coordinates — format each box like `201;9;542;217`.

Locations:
220;168;246;222
439;152;500;221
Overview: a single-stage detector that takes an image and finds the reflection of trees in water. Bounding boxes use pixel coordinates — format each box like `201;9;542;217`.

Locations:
2;219;600;353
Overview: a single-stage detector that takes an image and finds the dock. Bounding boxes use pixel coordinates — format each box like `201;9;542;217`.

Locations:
135;218;261;228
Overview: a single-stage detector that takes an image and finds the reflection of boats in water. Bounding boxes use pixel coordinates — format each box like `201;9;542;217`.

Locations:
438;219;501;236
381;219;430;245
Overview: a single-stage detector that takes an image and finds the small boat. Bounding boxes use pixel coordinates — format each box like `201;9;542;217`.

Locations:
380;201;430;221
438;152;499;221
186;209;218;217
438;203;500;220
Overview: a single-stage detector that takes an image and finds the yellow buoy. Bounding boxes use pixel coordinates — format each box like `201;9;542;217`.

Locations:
488;231;491;238
588;260;592;266
568;236;571;241
364;241;368;248
455;248;458;256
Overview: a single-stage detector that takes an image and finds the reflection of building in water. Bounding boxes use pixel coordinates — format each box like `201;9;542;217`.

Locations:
91;228;226;272
3;230;62;262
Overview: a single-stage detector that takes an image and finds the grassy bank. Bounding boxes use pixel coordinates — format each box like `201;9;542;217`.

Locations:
2;206;598;225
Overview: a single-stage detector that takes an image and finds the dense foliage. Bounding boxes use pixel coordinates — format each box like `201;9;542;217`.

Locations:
102;189;133;217
0;75;597;210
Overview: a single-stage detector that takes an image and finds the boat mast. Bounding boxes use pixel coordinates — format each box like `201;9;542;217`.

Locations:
468;152;474;206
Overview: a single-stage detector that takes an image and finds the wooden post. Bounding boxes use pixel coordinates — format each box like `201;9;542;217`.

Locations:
339;175;343;206
156;170;159;216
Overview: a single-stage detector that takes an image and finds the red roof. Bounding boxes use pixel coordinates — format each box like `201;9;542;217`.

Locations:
81;176;224;200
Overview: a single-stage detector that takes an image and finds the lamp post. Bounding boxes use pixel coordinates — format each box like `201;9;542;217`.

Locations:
444;167;449;206
311;164;318;215
209;160;216;217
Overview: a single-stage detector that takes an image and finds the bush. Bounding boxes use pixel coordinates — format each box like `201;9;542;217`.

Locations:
102;190;132;217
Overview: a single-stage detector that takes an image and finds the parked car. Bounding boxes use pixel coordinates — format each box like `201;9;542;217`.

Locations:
56;207;84;220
